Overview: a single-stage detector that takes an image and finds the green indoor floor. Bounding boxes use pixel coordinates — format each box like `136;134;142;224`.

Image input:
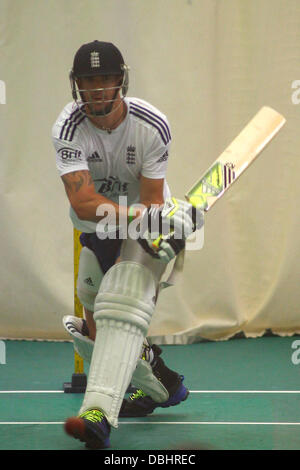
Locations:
1;336;300;450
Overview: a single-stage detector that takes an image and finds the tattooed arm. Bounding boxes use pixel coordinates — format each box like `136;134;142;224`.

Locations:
61;170;127;223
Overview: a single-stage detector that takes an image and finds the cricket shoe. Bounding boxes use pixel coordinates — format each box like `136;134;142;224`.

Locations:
64;409;111;449
119;344;189;417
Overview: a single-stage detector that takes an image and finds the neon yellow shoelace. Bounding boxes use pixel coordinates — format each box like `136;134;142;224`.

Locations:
130;389;147;401
79;409;104;423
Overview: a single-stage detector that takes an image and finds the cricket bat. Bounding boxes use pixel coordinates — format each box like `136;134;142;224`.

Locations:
152;106;285;251
185;106;286;211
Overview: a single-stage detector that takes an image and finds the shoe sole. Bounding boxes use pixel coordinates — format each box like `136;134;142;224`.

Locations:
160;388;189;409
64;417;110;449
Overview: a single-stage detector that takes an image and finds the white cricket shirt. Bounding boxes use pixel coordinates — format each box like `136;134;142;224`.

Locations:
52;97;171;233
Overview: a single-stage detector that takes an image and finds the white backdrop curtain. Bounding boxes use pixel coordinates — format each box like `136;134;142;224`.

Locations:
0;0;299;343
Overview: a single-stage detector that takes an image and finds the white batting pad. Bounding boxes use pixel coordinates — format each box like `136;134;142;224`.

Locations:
132;358;169;403
79;261;157;427
63;317;169;403
77;247;104;311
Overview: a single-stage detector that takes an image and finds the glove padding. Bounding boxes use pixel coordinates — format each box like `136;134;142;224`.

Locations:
136;197;204;263
138;232;186;264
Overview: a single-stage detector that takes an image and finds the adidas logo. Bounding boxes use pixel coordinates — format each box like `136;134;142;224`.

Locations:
84;277;94;286
87;151;103;162
157;150;168;163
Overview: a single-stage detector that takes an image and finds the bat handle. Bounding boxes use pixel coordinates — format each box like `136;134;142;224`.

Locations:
152;234;163;251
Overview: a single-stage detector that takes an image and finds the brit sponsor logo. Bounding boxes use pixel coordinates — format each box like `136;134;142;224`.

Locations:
96;176;129;195
58;147;82;160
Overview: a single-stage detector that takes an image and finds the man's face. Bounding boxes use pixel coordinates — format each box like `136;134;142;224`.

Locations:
77;75;122;116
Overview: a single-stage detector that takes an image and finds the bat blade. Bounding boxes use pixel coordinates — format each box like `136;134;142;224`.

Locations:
185;106;286;211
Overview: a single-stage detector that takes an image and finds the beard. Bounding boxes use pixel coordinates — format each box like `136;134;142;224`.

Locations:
86;100;114;117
